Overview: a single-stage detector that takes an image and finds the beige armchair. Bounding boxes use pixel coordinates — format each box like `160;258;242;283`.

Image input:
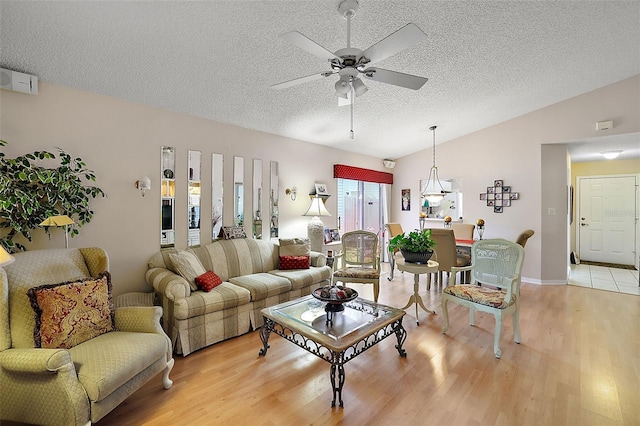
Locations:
0;248;174;425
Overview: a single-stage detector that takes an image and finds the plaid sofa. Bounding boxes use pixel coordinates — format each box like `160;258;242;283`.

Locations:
146;238;331;356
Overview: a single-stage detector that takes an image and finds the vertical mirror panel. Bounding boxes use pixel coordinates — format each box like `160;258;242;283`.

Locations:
161;146;176;248
187;150;201;247
234;156;244;226
270;161;279;238
212;153;224;240
252;159;263;239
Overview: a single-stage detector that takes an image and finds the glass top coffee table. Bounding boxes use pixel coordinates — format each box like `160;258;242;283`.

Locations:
259;294;407;408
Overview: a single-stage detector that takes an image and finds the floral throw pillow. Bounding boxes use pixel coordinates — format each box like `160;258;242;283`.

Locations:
27;271;115;349
279;255;310;270
222;226;246;239
195;271;223;292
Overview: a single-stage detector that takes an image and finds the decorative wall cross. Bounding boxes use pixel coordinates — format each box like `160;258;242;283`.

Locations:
479;179;519;213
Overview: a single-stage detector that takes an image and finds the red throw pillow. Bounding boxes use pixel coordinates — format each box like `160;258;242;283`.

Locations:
279;255;310;270
195;271;223;292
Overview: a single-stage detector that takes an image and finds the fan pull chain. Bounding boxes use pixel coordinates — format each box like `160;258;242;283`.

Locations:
350;82;354;139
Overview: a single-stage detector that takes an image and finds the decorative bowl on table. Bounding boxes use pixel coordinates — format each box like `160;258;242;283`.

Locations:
312;285;358;312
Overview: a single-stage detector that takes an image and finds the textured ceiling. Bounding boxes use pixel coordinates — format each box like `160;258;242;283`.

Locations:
1;1;639;161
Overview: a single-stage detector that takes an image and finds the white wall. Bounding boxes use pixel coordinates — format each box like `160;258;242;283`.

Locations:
391;75;640;284
0;82;384;295
2;75;638;291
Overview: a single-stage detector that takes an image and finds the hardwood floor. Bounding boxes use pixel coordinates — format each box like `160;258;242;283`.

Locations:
100;266;640;425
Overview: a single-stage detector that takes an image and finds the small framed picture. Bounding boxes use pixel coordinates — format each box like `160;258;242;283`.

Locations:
494;180;503;187
487;200;494;206
487;187;495;194
401;189;411;211
494;206;503;213
324;228;341;243
510;192;519;200
479;193;487;200
315;183;329;195
504;198;511;207
502;186;511;193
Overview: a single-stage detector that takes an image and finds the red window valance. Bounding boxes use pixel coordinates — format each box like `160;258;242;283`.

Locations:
333;164;393;185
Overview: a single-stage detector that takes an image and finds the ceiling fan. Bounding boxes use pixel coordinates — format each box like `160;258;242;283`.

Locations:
271;0;429;138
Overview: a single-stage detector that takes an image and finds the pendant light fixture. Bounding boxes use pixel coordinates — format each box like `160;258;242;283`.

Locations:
422;125;446;203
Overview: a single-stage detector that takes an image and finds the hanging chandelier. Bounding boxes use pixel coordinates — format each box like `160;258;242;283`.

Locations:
422;125;446;203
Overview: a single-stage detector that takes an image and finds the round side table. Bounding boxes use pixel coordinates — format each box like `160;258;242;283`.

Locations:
396;259;439;325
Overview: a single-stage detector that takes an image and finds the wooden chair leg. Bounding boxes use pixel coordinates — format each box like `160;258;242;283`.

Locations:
441;298;450;334
493;314;503;359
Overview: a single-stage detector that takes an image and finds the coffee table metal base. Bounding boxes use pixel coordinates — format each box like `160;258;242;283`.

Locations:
259;303;407;408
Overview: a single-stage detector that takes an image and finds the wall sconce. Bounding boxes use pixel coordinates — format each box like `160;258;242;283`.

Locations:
285;187;297;201
136;176;151;197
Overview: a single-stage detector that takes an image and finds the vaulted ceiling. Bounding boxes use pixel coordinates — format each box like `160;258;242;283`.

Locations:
1;1;638;160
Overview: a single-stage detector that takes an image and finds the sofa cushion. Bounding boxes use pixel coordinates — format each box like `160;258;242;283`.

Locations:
279;255;310;270
173;282;251;320
279;238;311;256
169;251;206;291
27;272;115;349
68;330;168;402
269;266;332;291
229;273;291;301
195;271;223;292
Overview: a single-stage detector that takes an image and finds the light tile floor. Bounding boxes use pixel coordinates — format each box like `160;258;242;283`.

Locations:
569;264;640;296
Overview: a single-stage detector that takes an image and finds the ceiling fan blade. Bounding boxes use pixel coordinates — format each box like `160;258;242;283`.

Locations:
279;31;340;61
359;23;427;65
362;67;428;90
271;71;334;90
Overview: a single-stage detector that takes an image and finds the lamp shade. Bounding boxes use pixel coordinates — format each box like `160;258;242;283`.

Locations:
304;197;331;217
40;215;75;227
0;246;15;267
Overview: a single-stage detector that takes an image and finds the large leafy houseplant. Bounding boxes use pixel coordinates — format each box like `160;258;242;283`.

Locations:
0;140;105;252
388;228;436;253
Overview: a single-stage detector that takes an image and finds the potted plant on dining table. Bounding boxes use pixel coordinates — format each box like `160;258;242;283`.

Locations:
388;228;436;264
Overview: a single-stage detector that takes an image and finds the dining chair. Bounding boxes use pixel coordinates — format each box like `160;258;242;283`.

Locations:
441;238;525;358
385;223;404;280
451;223;475;240
515;229;535;247
428;228;472;288
332;230;381;302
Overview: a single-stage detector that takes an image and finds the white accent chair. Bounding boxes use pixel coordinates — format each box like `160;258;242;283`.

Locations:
441;239;525;358
332;230;381;302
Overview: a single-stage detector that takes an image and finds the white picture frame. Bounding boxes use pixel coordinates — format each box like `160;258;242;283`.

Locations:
315;183;328;195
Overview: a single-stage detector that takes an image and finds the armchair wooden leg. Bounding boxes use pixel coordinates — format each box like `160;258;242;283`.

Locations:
163;358;175;389
373;282;380;303
469;308;475;326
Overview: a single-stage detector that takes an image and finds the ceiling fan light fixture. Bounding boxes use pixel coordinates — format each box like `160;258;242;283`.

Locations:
352;77;368;97
335;76;351;95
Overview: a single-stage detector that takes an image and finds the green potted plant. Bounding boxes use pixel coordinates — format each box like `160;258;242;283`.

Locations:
0;140;106;252
388;228;436;264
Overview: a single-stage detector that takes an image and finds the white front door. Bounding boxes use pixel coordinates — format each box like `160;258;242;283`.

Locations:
578;175;637;265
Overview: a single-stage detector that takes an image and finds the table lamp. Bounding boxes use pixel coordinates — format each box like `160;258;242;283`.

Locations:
0;246;15;267
303;196;331;252
40;215;75;248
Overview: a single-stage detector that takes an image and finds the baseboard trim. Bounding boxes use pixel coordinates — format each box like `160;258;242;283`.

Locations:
522;277;567;286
